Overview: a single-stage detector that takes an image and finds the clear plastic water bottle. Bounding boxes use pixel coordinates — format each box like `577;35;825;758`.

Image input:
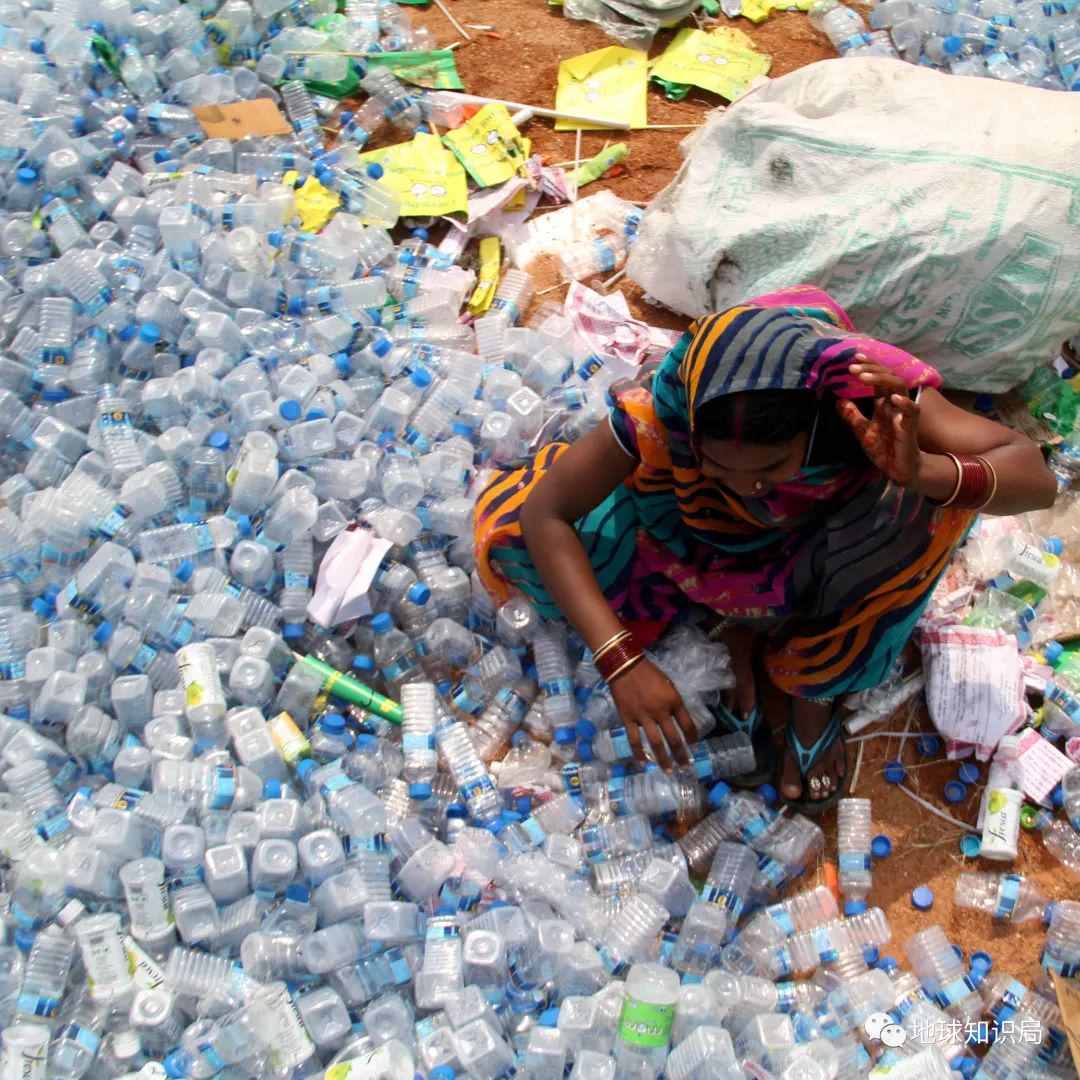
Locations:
836;798;873;908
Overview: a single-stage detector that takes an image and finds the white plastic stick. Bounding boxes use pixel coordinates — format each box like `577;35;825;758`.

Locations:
431;0;472;41
437;91;630;130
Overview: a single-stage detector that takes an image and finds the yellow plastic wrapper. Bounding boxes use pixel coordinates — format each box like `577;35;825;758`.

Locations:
649;28;771;100
442;104;531;188
468;237;502;315
283;170;336;232
359;132;469;216
555;46;649;131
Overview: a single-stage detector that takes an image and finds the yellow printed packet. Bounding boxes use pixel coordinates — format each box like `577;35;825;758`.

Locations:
468;237;502;315
441;104;530;188
359;132;468;216
649;28;771;100
555;45;649;130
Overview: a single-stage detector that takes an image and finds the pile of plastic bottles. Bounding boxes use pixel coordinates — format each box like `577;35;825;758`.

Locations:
807;0;1077;89
1;0;1080;1074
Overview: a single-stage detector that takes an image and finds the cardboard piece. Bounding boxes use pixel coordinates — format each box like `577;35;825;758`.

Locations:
193;99;292;140
555;46;648;131
1050;973;1080;1076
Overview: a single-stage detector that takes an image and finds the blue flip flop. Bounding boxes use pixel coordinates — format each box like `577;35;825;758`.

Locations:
784;705;848;816
711;701;774;787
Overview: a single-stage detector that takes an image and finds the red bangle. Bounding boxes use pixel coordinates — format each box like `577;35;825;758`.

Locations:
951;455;992;510
595;637;643;682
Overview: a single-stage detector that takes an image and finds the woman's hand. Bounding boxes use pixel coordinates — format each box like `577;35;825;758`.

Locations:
609;658;696;770
836;358;921;485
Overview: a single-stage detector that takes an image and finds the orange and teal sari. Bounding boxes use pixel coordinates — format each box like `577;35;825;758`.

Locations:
475;287;974;701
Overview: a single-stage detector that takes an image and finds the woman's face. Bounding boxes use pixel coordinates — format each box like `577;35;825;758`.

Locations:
697;432;809;498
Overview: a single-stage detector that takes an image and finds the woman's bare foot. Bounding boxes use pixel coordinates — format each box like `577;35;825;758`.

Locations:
780;696;847;804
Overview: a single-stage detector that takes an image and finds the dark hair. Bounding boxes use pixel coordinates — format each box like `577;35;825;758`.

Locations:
696;389;818;446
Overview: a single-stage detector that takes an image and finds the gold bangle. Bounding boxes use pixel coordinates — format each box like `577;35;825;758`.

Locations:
593;630;632;663
974;456;998;510
606;652;644;684
937;452;964;507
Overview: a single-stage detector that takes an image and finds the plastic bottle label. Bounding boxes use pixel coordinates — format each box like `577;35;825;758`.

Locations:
617;996;674;1048
766;906;796;937
210;765;236;810
124;936;166;990
80;922;130;992
269;711;311;765
62;1022;102;1056
933;974;977;1009
126;875;173;936
320;772;352;797
177;643;226;718
993;873;1022;920
402;732;435;752
16;992;61;1018
838;852;871;872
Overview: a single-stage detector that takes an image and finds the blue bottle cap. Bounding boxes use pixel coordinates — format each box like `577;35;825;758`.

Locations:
430;1068;455;1080
1052;783;1065;809
911;885;934;910
1045;640;1065;665
139;322;161;343
511;731;530;748
15;166;36;184
154;149;171;163
876;955;898;974
366;162;384;179
286;881;310;903
29;37;45;53
757;783;779;806
960;834;981;857
123;104;138;122
575;719;597;740
844;900;868;916
408;782;432;800
538;1007;559;1028
163;1051;187;1079
610;764;627;778
970;951;992;976
295;759;317;781
353;654;374;672
118;323;138;342
407;582;431;604
410;367;432;388
334;352;352;376
93;620;114;645
235;515;252;538
554;725;576;745
263;779;282;799
958;762;980;784
370;612;393;633
30;598;51;618
871;834;892;859
576;740;595;764
14;929;35;952
884;760;906;783
278;399;302;421
306;409;327;421
862;945;879;966
1045;537;1064;556
207;430;230;451
267;229;284;248
916;733;941;756
339;110;354;124
514;795;532;815
943;34;963;54
354;733;377;750
287;296;305;316
321;712;345;733
372;335;392;358
283;623;305;640
956;1057;978;1080
944;780;967;804
708;780;732;808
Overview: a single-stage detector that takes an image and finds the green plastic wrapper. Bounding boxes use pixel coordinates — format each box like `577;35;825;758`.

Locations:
567;142;629;187
650;76;691;101
296;653;404;724
366;49;464;89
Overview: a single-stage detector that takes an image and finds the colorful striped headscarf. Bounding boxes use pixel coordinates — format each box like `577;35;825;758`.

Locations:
654;285;942;466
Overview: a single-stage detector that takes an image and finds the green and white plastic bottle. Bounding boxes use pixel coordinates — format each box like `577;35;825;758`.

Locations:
614;963;679;1079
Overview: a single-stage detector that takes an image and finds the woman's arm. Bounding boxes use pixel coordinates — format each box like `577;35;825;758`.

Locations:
520;421;696;767
519;421;636;653
909;389;1056;514
841;362;1057;515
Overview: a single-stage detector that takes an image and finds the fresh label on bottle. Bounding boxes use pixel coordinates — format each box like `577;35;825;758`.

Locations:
617;996;674;1048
